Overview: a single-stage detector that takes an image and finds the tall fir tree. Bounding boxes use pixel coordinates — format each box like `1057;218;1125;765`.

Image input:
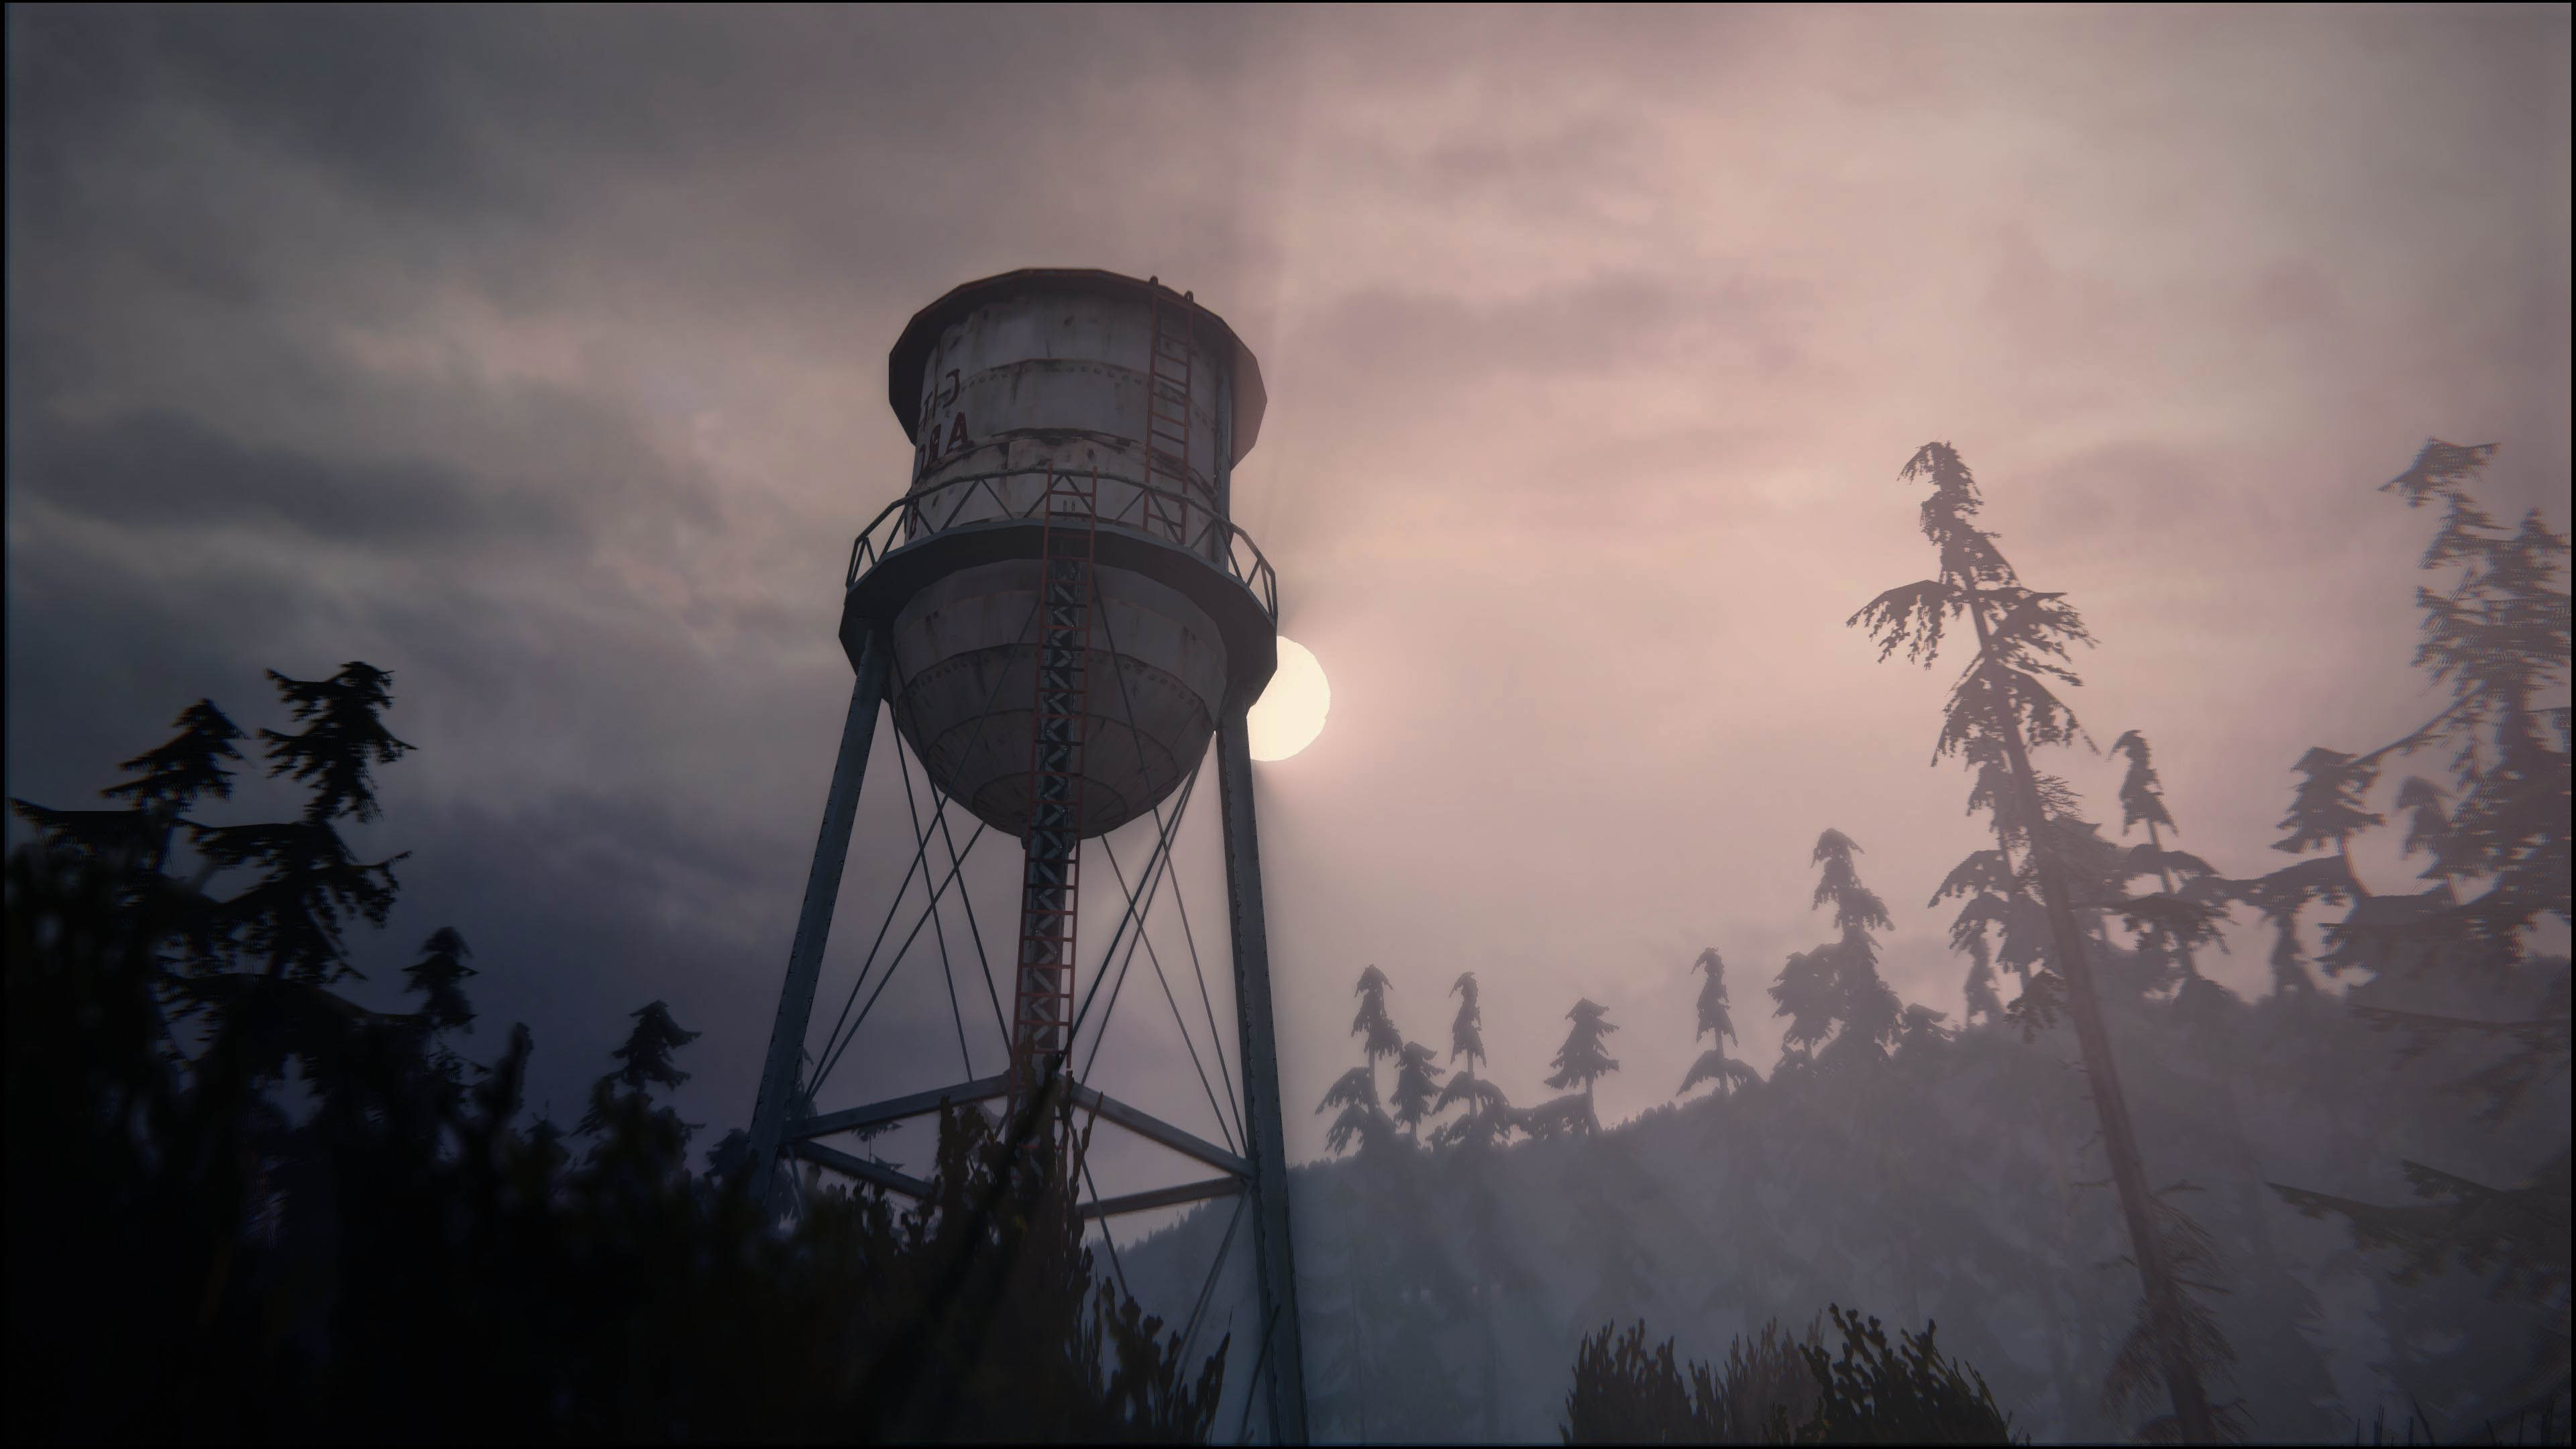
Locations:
1849;440;2223;1442
2106;731;2231;1012
1678;948;1762;1099
2269;439;2573;1426
1770;831;1902;1067
186;667;416;991
580;1000;702;1138
1318;966;1400;1157
2377;439;2569;945
403;926;478;1037
1927;750;2063;1033
1429;969;1519;1438
1389;1041;1446;1139
259;663;415;826
2220;746;2385;996
1537;998;1620;1137
1433;971;1514;1148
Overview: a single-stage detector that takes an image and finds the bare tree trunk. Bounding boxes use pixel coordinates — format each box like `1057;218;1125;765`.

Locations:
1970;592;2219;1445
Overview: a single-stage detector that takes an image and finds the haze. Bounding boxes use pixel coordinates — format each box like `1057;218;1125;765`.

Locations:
6;3;2567;1204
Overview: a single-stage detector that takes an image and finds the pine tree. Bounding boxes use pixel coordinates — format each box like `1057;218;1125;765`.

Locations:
2276;747;2385;869
259;663;414;826
2216;746;2387;995
2105;731;2231;1011
1927;771;2060;1034
105;699;246;873
1449;970;1486;1075
1895;1003;1952;1059
1351;963;1402;1067
1433;971;1515;1148
1389;1041;1445;1138
1318;966;1400;1156
403;926;478;1036
186;667;414;989
601;1000;700;1097
579;999;703;1150
1678;947;1761;1099
1539;998;1620;1136
1429;969;1517;1438
2377;439;2569;947
1770;831;1902;1067
14;698;246;889
1849;440;2222;1442
1308;969;1470;1436
2268;440;2573;1426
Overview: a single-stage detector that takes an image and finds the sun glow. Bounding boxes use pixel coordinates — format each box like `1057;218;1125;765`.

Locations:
1247;637;1330;762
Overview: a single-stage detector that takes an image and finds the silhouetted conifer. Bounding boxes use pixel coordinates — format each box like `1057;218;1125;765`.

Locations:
2377;440;2569;947
1352;963;1403;1066
1434;970;1516;1148
1390;1040;1446;1137
1318;965;1401;1156
1849;441;2222;1442
2265;440;2573;1430
6;666;1232;1444
1542;997;1621;1133
2277;747;2387;863
1450;969;1487;1069
259;663;413;825
1896;1003;1952;1059
402;925;477;1036
579;999;700;1138
2104;730;2230;1008
1770;831;1902;1065
1679;947;1762;1099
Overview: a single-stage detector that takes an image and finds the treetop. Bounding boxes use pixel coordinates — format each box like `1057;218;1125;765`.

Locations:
2110;730;2178;838
602;999;701;1095
1350;964;1403;1065
261;663;417;826
103;699;246;816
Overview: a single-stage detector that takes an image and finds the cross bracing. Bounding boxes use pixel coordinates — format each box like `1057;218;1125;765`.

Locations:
761;548;1284;1436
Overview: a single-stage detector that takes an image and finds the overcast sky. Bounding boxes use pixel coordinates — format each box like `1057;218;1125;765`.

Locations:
7;5;2569;1182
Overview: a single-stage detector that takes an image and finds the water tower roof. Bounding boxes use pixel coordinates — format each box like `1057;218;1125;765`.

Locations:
887;268;1266;463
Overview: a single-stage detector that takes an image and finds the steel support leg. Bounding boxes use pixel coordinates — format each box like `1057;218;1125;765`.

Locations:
1218;710;1309;1444
747;629;891;1205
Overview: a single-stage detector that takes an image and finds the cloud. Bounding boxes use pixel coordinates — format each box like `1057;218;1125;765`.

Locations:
11;407;584;551
5;3;2567;1173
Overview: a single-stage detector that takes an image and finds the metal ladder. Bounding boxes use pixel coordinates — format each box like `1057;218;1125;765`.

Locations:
1142;280;1197;544
1010;466;1099;1123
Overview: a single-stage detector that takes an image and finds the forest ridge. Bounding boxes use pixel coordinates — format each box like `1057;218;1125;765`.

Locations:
7;438;2568;1444
1120;438;2570;1444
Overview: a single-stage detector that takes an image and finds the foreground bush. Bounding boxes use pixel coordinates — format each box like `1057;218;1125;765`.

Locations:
1564;1307;2017;1445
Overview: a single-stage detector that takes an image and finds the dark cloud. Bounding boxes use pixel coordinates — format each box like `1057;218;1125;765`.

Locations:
11;407;583;551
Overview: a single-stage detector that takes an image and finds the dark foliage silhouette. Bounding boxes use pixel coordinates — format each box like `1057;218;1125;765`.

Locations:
1849;441;2228;1441
1562;1307;2017;1444
5;664;1226;1444
2262;440;2573;1438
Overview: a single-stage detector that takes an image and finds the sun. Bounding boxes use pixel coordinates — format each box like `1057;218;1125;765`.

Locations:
1247;637;1330;762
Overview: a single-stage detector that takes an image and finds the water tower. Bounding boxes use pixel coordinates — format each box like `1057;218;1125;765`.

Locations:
741;270;1309;1441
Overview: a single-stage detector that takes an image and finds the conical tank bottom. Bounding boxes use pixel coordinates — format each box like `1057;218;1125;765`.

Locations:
887;557;1228;839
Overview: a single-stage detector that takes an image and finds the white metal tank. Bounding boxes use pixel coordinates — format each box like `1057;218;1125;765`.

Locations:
841;270;1277;839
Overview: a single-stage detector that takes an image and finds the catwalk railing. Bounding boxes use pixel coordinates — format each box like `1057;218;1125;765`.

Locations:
846;466;1279;621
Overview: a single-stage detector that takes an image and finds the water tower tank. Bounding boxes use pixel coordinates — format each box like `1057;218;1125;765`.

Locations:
841;269;1278;838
